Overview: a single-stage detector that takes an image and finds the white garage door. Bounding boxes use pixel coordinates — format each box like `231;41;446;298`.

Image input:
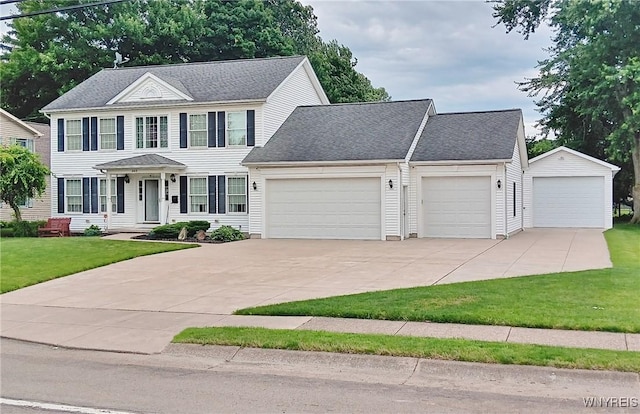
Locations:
266;178;381;240
533;176;604;228
422;176;492;238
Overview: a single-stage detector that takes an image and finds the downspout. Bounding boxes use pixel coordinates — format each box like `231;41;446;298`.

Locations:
503;162;509;239
397;162;403;240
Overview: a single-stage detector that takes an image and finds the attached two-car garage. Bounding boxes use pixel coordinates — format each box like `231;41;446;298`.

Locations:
265;177;382;240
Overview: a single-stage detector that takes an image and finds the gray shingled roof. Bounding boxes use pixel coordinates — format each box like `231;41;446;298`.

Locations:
243;99;432;164
94;154;186;169
43;56;306;111
410;109;522;162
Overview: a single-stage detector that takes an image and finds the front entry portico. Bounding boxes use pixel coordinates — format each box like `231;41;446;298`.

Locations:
94;154;186;230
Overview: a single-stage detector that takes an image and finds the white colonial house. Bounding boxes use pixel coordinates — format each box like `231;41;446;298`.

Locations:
42;56;328;233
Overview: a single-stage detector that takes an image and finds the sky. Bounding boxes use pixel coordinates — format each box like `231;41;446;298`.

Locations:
1;0;553;136
302;0;554;137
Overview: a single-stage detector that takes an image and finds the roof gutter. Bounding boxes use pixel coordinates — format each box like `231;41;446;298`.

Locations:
410;159;512;166
91;165;187;171
242;159;403;168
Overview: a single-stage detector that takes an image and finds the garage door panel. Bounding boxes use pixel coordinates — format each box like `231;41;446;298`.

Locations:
533;177;604;228
266;178;381;240
422;176;491;238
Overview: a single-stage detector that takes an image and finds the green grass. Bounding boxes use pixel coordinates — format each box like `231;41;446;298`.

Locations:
0;237;196;293
173;327;640;372
236;224;640;333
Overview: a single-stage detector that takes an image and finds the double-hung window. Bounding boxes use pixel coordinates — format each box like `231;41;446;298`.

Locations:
66;119;82;151
99;179;117;213
227;111;246;146
66;179;82;212
189;177;207;213
99;118;117;150
136;116;168;149
11;138;35;152
189;114;207;147
227;176;247;213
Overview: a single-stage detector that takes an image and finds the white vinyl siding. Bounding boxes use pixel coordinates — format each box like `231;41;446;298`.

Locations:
228;176;247;213
66;179;82;213
189;114;207;147
66;120;82;151
227;111;246;146
265;177;381;240
421;176;492;238
99;118;116;150
189;177;207;213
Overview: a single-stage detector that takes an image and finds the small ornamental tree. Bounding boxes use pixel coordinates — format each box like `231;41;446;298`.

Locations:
0;145;49;221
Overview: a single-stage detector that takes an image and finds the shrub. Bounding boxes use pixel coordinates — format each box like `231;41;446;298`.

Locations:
210;225;245;242
11;220;47;237
84;224;102;237
0;228;14;237
149;220;211;239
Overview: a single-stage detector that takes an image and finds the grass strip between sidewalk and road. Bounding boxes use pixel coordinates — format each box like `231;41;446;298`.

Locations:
235;224;640;333
0;237;197;293
173;326;640;372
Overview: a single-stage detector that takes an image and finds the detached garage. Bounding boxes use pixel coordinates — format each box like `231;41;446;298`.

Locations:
524;146;620;229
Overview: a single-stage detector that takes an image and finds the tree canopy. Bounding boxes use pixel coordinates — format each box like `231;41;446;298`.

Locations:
493;0;640;223
0;145;49;222
0;0;389;121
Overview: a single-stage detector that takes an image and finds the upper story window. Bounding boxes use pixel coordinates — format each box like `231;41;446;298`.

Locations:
189;114;207;147
99;118;117;150
11;138;34;152
227;111;246;146
136;116;168;149
66;119;82;151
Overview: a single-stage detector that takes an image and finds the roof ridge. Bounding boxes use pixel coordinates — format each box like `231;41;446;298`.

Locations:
101;55;306;72
297;98;433;109
435;108;522;116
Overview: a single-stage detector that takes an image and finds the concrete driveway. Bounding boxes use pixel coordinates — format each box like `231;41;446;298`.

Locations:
1;228;612;353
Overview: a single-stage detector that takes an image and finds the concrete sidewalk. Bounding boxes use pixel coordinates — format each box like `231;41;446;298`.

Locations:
1;304;638;354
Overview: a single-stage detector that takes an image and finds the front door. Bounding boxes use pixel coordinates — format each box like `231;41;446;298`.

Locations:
145;180;159;222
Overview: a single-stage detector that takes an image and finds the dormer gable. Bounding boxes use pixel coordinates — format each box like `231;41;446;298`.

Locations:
106;72;193;105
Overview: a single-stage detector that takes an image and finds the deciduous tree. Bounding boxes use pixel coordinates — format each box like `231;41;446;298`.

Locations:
0;145;49;222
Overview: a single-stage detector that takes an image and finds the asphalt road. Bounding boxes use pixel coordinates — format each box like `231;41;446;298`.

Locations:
1;339;638;413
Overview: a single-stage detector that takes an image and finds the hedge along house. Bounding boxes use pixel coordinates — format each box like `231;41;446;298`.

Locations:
242;102;528;240
41;56;329;232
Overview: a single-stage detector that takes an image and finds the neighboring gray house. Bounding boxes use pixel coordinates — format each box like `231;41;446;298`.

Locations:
243;102;527;240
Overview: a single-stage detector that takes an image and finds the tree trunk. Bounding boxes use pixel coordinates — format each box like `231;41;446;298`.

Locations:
9;200;22;222
630;132;640;224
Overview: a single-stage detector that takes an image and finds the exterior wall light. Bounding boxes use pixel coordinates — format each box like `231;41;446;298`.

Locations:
252;181;257;190
170;173;176;183
124;174;130;184
497;179;502;189
388;179;393;189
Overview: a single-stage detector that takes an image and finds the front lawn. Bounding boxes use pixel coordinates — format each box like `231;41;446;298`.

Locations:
236;224;640;333
0;237;196;293
173;327;640;372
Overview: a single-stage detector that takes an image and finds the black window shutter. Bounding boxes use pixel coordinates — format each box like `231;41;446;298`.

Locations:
207;112;216;147
90;177;98;213
208;175;217;213
217;111;225;147
179;175;188;214
116;116;124;150
247;110;255;147
90;117;98;151
82;117;90;151
82;177;90;213
246;177;249;213
116;177;125;214
57;119;65;152
217;175;226;214
57;178;65;213
179;113;187;148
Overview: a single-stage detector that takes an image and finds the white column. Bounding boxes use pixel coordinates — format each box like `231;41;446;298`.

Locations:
160;171;167;224
106;172;112;230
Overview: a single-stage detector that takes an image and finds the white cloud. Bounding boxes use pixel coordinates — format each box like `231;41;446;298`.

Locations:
302;0;554;136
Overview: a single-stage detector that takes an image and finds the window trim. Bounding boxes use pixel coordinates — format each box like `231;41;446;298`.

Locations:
226;111;247;147
11;138;35;152
65;119;83;152
227;175;247;214
65;178;83;214
188;176;208;214
135;115;169;149
98;117;117;151
188;113;208;148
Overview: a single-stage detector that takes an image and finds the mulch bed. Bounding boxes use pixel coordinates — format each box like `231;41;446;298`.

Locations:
132;234;225;244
